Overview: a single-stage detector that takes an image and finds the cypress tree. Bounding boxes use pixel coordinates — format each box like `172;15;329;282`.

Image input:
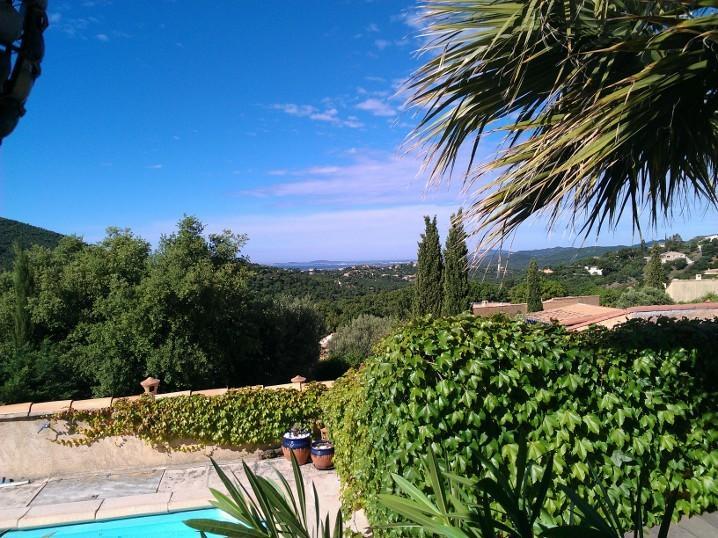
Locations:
526;259;543;312
414;215;443;317
442;209;470;315
12;241;32;348
644;245;666;289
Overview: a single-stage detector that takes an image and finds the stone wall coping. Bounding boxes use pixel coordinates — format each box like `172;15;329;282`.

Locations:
155;390;191;400
28;400;72;417
0;380;333;421
0;402;32;419
71;397;113;411
191;388;228;397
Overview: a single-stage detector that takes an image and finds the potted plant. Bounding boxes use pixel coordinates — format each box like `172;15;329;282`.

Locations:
281;424;311;465
310;440;335;470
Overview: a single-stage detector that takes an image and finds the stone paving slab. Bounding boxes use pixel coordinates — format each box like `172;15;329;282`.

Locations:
96;492;172;520
671;515;718;537
0;507;29;530
166;488;214;513
158;465;209;491
31;469;164;505
0;482;46;509
18;499;102;528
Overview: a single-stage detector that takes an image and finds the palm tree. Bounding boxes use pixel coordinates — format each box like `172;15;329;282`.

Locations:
408;0;718;249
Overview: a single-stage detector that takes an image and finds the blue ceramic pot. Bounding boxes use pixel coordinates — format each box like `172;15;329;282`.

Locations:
281;432;311;465
282;435;311;450
311;441;335;470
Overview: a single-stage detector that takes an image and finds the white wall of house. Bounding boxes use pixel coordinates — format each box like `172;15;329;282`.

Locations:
666;279;718;302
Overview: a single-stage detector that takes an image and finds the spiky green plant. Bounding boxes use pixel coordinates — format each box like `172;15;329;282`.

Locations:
408;0;718;249
379;442;676;538
184;454;343;538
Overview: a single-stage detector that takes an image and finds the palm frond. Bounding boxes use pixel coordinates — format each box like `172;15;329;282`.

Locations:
408;0;718;249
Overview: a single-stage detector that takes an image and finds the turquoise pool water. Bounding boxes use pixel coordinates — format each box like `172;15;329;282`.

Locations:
4;508;231;537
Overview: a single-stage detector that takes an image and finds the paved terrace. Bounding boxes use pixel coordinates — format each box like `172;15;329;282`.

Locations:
0;455;370;533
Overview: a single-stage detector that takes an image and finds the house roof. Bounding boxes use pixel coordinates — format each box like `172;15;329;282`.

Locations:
528;301;718;331
525;303;626;330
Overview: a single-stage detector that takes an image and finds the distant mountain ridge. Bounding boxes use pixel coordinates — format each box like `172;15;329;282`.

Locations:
272;259;414;270
273;246;630;272
0;217;65;269
494;245;631;271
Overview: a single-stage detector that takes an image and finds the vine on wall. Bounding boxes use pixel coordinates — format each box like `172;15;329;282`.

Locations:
52;383;327;451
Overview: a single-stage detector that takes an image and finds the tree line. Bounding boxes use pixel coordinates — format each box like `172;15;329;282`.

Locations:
0;217;324;404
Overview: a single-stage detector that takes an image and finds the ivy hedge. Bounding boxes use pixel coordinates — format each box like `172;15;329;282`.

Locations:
53;383;327;450
323;316;718;535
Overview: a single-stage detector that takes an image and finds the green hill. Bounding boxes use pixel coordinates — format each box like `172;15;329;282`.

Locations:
0;217;64;269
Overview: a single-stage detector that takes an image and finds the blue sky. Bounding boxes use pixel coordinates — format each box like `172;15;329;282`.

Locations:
1;1;717;263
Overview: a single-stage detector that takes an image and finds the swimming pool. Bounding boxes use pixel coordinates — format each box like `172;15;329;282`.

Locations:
4;508;231;537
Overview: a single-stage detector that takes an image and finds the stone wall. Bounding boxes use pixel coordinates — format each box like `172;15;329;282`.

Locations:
0;418;258;479
0;380;332;480
666;279;718;302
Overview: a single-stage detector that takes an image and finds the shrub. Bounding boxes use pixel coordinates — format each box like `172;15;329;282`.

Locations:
615;286;672;308
324;316;718;535
53;383;327;449
328;314;397;366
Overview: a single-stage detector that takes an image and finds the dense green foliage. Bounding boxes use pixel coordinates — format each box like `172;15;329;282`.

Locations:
319;287;413;330
324;317;718;535
442;209;470;315
0;217;325;404
54;383;327;449
0;217;64;269
247;263;415;330
644;247;667;289
414;216;443;317
615;287;673;309
525;260;543;312
508;279;566;305
327;314;397;367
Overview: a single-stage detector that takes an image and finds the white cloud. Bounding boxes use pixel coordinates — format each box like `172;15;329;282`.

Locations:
209;204;458;263
356;98;396;117
146;164;163;169
394;8;424;31
374;39;391;50
245;152;462;208
95;33;109;41
366;23;380;33
271;103;363;128
309;108;339;122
